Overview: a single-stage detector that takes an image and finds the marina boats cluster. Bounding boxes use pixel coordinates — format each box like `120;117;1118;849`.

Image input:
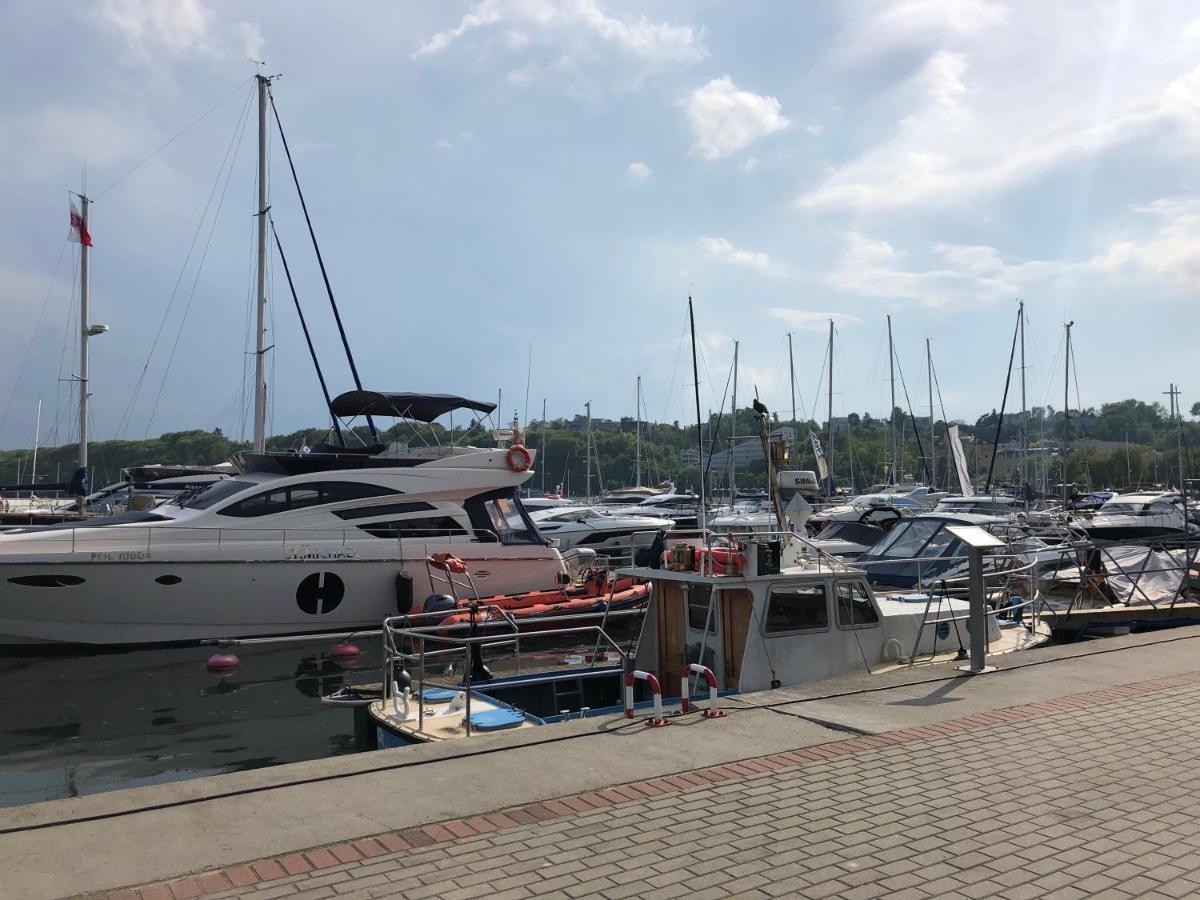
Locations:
3;79;1199;765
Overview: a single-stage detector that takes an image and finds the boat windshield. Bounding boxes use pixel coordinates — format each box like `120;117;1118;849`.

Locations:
1098;503;1148;516
868;519;944;559
173;479;256;510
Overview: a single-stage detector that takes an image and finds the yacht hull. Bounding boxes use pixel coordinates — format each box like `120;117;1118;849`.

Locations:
0;550;561;645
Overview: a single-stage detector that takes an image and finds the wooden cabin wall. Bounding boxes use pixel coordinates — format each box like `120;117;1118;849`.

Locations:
720;589;753;690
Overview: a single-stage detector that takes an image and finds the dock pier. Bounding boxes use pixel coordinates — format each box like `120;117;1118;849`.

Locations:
11;627;1200;899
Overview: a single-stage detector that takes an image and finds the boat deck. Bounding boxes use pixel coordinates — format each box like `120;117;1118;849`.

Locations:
10;626;1200;898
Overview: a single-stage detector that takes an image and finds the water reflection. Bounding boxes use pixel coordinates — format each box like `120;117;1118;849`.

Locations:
0;640;380;808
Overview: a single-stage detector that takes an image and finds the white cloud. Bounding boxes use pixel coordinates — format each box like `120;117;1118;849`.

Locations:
802;4;1200;215
686;77;789;161
413;0;707;68
824;198;1200;307
626;161;651;180
804;124;823;136
233;21;265;60
739;157;759;173
98;0;216;60
767;309;861;331
836;0;1008;63
700;236;785;277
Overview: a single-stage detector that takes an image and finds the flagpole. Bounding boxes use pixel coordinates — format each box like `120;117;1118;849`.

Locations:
78;194;91;492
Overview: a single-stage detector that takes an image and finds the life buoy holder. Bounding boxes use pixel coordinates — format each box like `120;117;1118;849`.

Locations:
506;445;532;473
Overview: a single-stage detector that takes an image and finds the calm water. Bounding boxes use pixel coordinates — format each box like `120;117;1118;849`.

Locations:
0;640;381;808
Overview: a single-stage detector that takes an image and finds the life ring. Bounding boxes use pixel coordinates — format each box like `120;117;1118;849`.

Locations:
506;445;532;473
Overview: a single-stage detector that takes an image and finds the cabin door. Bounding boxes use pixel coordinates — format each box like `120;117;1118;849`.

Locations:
655;581;688;698
720;589;754;691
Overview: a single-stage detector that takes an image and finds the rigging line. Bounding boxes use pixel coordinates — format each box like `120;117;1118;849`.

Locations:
267;86;377;442
269;216;343;446
52;253;80;448
892;346;932;485
659;306;690;424
983;310;1021;495
145;92;253;437
96;77;255;199
702;358;735;486
0;240;70;439
806;344;827;425
115;86;256;439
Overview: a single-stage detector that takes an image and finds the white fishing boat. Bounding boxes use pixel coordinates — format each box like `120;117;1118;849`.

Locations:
0;391;574;646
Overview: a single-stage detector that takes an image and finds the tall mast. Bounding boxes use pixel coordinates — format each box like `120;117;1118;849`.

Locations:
787;331;796;451
826;319;834;497
1062;321;1073;505
252;73;271;452
926;337;934;490
634;376;642;487
888;314;897;485
31;398;42;489
78;195;92;482
541;397;547;494
688;297;707;532
730;341;738;503
585;400;592;504
1019;302;1027;511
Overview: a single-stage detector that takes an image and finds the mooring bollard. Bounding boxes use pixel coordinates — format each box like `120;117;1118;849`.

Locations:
624;669;669;727
680;663;725;718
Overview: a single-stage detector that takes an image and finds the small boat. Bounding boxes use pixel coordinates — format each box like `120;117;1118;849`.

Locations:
370;688;543;745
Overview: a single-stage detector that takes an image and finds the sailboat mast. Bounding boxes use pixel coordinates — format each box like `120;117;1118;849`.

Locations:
77;195;91;481
730;341;738;503
585;400;592;504
1062;321;1073;506
541;398;547;494
926;338;934;489
826;319;834;497
888;314;897;485
634;376;642;487
1019;301;1027;511
31;398;42;489
688;297;707;532
787;331;796;443
252;74;271;452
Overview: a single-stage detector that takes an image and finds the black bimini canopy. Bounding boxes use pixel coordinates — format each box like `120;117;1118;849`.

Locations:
330;390;497;423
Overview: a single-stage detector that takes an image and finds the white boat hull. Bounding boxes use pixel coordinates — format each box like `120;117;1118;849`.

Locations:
0;546;562;645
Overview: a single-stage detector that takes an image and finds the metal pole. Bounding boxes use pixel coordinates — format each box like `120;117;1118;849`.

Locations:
730;341;738;503
252;74;270;452
827;319;834;497
78;195;91;479
787;332;796;452
1062;321;1073;506
927;337;935;490
541;398;547;495
585;401;592;504
957;546;993;674
689;297;707;533
635;376;642;487
1019;303;1027;513
888;314;897;485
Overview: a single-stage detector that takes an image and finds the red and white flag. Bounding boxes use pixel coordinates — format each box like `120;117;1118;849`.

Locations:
68;200;93;247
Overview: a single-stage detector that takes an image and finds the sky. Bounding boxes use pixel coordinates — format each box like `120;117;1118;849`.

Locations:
1;0;1199;451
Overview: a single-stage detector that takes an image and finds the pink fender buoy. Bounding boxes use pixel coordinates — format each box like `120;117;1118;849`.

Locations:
207;652;240;675
330;643;360;664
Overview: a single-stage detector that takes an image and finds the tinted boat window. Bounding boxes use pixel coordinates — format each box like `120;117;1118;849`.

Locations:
218;482;398;518
837;582;879;627
177;479;256;510
765;586;829;634
357;517;467;538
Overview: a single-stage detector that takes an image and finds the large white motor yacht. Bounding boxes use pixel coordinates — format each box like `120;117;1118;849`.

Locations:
0;392;567;645
1081;491;1199;543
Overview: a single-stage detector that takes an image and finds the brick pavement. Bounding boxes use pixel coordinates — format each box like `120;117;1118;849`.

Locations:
97;671;1200;900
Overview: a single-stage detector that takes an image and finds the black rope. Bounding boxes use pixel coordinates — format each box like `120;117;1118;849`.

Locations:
269;216;344;447
984;313;1021;494
893;348;932;485
267;86;377;442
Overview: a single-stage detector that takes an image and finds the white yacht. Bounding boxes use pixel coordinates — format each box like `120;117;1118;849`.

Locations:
606;493;704;529
0;392;569;645
529;505;673;559
1081;491;1199;543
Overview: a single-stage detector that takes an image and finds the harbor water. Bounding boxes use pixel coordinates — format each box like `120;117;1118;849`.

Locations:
0;641;380;808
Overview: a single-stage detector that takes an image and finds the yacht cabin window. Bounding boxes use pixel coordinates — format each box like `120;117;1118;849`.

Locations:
216;481;398;518
177;479;257;510
483;497;539;545
836;581;880;628
764;585;830;634
358;516;468;538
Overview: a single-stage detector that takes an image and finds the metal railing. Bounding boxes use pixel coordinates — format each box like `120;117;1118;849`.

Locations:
379;607;635;737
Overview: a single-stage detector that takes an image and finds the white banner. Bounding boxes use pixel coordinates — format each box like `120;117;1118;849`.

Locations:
809;431;829;482
948;425;974;497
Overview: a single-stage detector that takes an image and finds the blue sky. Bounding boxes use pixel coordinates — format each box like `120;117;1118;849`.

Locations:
2;0;1199;450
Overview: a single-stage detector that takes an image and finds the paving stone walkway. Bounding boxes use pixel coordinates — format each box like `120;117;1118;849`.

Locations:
97;670;1200;900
